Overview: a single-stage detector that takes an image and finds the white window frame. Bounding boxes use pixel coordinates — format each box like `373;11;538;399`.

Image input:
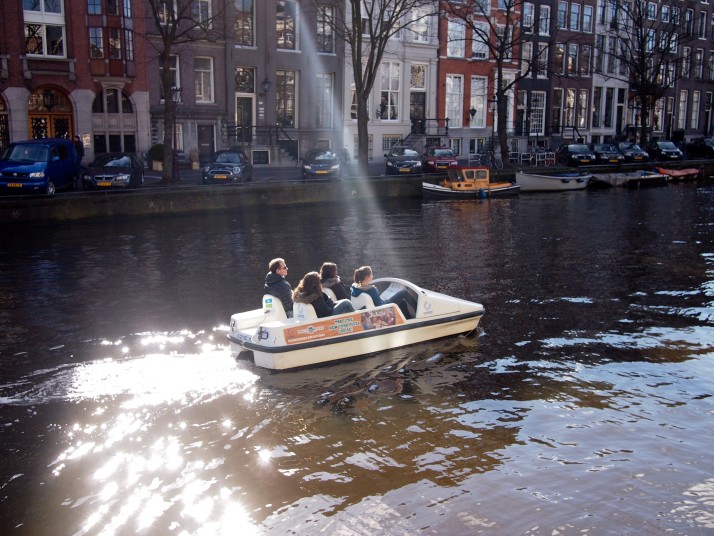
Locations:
447;19;465;57
195;56;214;103
445;75;463;129
540;5;551;35
691;91;700;129
24;0;66;58
470;76;487;128
378;61;400;121
192;0;212;27
316;73;334;128
472;22;489;60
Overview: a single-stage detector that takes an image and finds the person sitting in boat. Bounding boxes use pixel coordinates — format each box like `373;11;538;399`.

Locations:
319;261;351;300
264;257;294;317
292;272;355;317
351;266;417;319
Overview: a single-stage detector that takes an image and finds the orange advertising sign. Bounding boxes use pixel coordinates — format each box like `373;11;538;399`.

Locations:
284;305;404;345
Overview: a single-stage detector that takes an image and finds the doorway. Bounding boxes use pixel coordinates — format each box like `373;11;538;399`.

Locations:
236;96;253;143
410;92;426;134
197;125;214;164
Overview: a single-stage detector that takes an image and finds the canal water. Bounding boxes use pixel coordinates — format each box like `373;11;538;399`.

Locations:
1;183;713;535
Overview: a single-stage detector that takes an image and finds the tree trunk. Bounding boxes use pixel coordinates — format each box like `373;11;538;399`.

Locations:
356;96;371;176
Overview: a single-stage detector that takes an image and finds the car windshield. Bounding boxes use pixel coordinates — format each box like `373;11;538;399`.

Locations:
619;143;642;151
595;144;617;151
569;145;591;153
307;151;336;161
93;155;131;167
392;148;419;157
4;144;49;163
658;142;677;150
215;152;243;163
431;149;454;157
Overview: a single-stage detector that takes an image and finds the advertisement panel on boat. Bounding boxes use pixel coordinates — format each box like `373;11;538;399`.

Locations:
284;306;404;345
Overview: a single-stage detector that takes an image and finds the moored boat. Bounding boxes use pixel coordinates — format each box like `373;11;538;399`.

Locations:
227;277;485;370
422;166;520;198
590;170;668;188
656;167;701;181
516;171;591;192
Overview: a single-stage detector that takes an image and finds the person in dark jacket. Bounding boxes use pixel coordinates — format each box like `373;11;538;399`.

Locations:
264;258;293;316
73;135;84;164
319;261;351;300
293;271;354;318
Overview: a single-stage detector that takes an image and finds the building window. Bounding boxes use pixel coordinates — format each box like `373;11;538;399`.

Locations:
157;1;175;26
235;66;255;93
470;76;487;128
677;90;687;129
316;5;334;52
592;86;602;127
701;11;709;38
159;55;180;101
552;88;563;134
24;0;66;58
647;2;656;20
192;0;211;26
277;1;297;50
554;43;565;74
235;0;254;46
316;73;333;128
88;0;101;15
570;3;581;31
557;1;567;29
694;48;704;79
537;43;548;77
89;27;104;58
564;88;576;127
472;22;489;59
106;0;119;15
604;87;614;128
583;5;593;32
125;30;134;61
567;43;578;75
579;45;591;76
521;41;533;76
531;91;546;136
691;91;700;129
577;90;588;128
195;57;214;103
109;28;121;59
539;5;551;35
523;2;534;32
682;47;691;78
409;6;429;42
123;0;132;17
445;75;463;128
378;62;400;120
276;70;296;127
447;19;465;57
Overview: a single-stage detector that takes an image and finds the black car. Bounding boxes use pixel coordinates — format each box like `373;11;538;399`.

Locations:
617;142;649;163
589;143;625;166
82;152;144;190
555;143;596;166
647;140;684;162
202;149;253;184
384;146;422;175
684;138;714;159
301;149;341;181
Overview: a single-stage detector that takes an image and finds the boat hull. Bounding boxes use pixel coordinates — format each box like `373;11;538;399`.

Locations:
516;171;591;191
591;171;668;187
422;181;520;198
228;278;485;370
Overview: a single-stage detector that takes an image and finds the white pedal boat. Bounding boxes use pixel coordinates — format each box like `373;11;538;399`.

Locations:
227;277;485;370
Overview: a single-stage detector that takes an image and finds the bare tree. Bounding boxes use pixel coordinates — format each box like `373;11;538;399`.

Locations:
442;0;550;164
144;0;226;183
314;0;436;172
594;0;692;147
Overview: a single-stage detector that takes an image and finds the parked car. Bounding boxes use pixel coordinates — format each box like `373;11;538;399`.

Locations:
202;149;253;184
301;149;341;181
684;137;714;159
384;146;422;175
617;142;649;163
555;143;596;166
0;138;79;196
82;152;144;190
589;143;625;166
647;140;685;162
422;146;459;173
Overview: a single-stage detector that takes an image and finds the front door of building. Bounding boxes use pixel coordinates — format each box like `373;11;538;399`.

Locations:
410;92;426;134
236;97;253;143
197;125;214;164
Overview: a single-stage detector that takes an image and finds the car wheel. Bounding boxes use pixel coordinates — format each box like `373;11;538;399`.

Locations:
46;181;56;196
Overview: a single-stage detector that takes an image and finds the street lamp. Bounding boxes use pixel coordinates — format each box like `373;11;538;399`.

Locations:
171;86;182;181
489;98;497;151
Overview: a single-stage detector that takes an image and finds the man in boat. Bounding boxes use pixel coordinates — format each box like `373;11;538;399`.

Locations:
264;258;294;317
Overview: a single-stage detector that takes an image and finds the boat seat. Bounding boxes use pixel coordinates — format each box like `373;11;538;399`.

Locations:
323;287;338;302
262;294;287;321
351;292;376;310
293;302;318;321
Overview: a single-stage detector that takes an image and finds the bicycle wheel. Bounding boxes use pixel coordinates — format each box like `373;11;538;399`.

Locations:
492;157;504;170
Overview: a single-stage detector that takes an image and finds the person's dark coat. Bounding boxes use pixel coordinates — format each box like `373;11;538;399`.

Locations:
320;276;351;300
264;272;293;313
293;290;334;318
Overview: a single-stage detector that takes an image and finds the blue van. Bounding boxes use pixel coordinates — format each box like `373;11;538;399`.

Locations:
0;138;80;196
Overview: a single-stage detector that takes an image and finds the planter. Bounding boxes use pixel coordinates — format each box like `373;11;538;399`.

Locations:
152;161;163;171
191;161;200;170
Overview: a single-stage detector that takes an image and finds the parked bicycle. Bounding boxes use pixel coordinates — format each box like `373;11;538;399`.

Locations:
469;150;504;170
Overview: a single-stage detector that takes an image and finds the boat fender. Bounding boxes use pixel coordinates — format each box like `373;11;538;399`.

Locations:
478;188;486;199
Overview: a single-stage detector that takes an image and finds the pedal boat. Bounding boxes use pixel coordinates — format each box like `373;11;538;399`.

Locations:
227;277;485;370
422;166;520;198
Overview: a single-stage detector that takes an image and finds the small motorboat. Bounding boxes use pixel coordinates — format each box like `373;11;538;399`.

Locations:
422;166;520;198
656;167;701;181
227;277;485;370
516;171;591;192
590;170;668;188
